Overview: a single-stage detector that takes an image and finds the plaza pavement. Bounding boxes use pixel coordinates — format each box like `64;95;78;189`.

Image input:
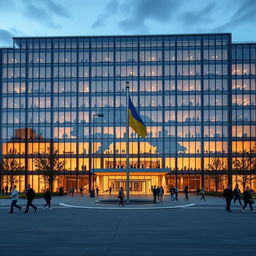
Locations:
0;193;238;207
0;194;255;256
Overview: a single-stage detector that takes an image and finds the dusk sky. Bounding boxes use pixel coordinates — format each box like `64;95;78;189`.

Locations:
0;0;255;46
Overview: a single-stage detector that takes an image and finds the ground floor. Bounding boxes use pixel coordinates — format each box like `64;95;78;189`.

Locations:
0;196;256;256
1;172;256;194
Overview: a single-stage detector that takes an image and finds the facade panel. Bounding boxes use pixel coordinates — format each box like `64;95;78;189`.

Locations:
0;33;255;193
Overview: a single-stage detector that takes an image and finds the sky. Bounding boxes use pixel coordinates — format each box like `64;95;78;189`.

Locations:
0;0;256;46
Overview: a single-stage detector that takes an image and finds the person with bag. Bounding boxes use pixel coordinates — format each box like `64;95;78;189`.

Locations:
118;187;125;207
241;186;256;213
23;184;37;213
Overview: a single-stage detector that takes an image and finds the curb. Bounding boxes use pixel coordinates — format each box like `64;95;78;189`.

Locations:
59;203;196;210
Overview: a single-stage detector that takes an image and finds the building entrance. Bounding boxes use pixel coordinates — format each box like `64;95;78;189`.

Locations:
99;174;165;195
109;180;151;194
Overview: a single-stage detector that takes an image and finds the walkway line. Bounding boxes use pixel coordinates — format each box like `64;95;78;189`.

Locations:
188;206;243;210
0;206;69;209
58;203;196;210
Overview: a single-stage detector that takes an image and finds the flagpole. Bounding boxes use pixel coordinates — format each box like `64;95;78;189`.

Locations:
126;81;130;203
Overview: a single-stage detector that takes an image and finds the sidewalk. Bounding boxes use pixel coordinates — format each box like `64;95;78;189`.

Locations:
0;193;228;208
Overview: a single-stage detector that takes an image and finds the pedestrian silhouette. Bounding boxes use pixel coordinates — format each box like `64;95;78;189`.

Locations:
175;187;179;201
43;188;52;209
159;186;164;202
80;186;84;197
118;187;125;206
153;185;157;203
96;187;99;196
223;185;233;212
200;188;206;200
59;186;64;196
8;185;22;214
70;187;74;197
24;184;37;213
233;184;242;206
241;186;255;213
184;186;189;200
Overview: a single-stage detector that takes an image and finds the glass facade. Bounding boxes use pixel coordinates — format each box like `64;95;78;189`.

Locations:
0;33;255;193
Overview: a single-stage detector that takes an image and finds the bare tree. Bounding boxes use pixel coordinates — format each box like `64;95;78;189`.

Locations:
208;158;226;192
0;154;23;190
0;159;2;191
233;150;256;191
34;146;65;192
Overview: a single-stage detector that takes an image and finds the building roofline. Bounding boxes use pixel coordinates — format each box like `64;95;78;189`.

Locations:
12;32;232;41
232;41;256;45
0;47;14;49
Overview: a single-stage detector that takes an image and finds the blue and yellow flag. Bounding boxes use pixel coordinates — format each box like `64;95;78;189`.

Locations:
128;97;147;137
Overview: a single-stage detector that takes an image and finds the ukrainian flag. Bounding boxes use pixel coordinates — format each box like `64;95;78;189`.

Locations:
128;97;147;137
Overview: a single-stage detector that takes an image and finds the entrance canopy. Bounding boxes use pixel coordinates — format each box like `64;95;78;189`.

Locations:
91;168;170;174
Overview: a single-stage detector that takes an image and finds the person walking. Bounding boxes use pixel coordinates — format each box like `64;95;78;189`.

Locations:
59;186;64;196
241;186;255;213
233;184;242;206
5;185;8;194
156;186;160;201
8;185;22;214
223;185;233;212
24;184;37;213
43;188;52;209
80;186;84;197
175;187;179;201
70;187;74;197
109;186;112;195
118;187;125;207
159;186;164;202
200;187;206;200
184;186;189;200
153;185;158;203
96;186;99;196
170;186;175;201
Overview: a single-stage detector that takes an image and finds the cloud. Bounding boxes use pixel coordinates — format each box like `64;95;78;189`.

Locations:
22;0;70;29
118;17;149;33
214;0;256;31
9;27;24;35
92;0;119;28
105;0;119;14
23;2;61;29
118;0;182;32
179;2;216;27
0;28;13;46
0;0;15;11
92;14;107;28
92;0;182;32
44;0;70;18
